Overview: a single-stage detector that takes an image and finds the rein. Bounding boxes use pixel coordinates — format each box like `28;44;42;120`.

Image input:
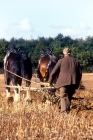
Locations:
4;68;55;89
4;68;39;84
4;68;31;82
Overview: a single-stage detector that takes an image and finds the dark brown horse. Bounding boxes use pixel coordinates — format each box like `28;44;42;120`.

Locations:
37;48;58;84
4;45;32;102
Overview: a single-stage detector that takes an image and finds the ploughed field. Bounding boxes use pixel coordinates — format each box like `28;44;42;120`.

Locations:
0;73;93;139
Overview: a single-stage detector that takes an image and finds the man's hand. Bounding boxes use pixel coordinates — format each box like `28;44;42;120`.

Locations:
45;83;54;87
46;83;50;87
44;82;50;87
40;82;50;87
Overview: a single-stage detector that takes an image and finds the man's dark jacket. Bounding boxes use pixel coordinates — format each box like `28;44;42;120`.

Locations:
48;56;82;89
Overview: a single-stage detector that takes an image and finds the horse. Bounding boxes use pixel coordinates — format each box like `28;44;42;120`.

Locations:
4;45;32;102
37;48;59;102
37;48;58;83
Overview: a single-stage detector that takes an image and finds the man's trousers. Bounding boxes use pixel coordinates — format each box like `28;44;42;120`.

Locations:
60;85;76;112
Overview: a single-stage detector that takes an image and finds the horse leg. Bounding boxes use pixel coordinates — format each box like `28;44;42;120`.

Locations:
12;78;21;102
5;78;11;99
25;81;31;102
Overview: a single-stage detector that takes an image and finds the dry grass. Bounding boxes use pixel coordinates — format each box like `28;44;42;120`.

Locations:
0;74;93;140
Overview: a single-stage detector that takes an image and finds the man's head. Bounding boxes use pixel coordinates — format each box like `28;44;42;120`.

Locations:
63;48;71;56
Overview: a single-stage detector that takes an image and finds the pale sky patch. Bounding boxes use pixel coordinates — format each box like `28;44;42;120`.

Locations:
19;18;31;31
60;27;73;36
0;0;93;40
80;22;86;29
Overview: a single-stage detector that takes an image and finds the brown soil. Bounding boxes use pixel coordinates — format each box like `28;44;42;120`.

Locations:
82;73;93;90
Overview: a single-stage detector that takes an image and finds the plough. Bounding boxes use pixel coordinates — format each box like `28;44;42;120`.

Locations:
4;69;60;103
5;82;55;91
5;82;60;103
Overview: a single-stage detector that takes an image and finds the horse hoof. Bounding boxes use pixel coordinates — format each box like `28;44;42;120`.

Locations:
7;96;14;102
25;98;32;104
6;92;11;98
14;94;20;102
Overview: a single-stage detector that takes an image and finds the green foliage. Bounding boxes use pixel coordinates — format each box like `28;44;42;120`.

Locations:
0;34;93;73
0;39;9;63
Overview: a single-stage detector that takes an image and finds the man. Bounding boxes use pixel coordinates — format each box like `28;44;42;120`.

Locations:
48;47;82;114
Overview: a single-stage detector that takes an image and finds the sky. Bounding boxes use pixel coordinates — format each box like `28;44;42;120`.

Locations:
0;0;93;41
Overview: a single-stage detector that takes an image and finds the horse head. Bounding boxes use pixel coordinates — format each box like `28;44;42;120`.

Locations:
41;48;53;56
9;44;19;54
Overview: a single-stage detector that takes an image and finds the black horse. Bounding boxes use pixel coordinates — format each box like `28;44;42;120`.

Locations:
37;48;58;83
4;45;32;102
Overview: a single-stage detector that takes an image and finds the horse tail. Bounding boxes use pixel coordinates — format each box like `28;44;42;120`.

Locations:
4;52;10;69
